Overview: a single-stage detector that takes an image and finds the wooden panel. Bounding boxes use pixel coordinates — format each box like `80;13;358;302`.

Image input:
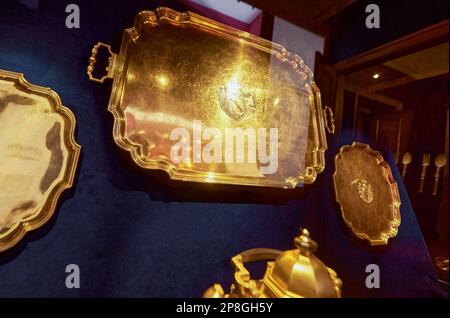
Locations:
382;74;449;238
314;0;356;22
314;52;337;107
314;52;343;141
347;64;412;91
333;20;449;74
385;42;449;80
242;0;333;36
369;114;403;157
368;76;416;93
345;84;403;110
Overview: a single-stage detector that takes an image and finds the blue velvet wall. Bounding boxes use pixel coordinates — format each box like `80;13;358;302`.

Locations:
0;0;446;297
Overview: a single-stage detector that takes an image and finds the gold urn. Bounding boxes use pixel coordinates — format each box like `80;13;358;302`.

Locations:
204;229;342;298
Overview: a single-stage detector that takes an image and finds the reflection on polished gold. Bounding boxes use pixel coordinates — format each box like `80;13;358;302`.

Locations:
87;7;333;188
203;229;342;298
333;142;401;245
0;69;80;252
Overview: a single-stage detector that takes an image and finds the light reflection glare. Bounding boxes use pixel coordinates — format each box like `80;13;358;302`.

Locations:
156;73;170;88
225;74;241;101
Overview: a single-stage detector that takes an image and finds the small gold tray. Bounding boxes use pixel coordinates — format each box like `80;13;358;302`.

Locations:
88;7;333;188
333;142;401;245
0;69;80;251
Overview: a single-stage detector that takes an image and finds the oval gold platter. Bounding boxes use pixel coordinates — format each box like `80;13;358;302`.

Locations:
87;7;334;188
332;142;401;245
0;69;81;252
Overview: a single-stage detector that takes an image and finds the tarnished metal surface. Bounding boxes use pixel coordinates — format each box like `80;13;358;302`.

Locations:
333;142;401;245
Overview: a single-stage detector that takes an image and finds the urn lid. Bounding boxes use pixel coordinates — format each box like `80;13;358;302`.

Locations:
262;229;342;298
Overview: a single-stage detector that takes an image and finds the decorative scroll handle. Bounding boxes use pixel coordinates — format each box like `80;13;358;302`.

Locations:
324;106;336;134
231;248;281;296
87;42;115;83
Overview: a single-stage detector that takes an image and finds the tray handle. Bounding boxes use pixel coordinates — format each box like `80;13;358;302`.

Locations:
87;42;115;83
324;105;336;134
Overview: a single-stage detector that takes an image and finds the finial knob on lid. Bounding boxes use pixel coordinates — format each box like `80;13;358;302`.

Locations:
294;228;318;253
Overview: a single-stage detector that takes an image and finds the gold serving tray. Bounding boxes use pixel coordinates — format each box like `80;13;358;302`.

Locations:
88;7;333;188
333;142;401;245
0;69;80;251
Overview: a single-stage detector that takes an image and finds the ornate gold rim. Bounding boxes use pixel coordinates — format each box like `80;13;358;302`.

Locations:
0;69;81;252
93;7;328;188
332;142;401;245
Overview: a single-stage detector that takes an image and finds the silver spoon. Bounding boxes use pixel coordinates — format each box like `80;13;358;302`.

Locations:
432;154;447;195
401;152;412;179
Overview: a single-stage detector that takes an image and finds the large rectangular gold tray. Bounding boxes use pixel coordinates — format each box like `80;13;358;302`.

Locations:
88;7;333;188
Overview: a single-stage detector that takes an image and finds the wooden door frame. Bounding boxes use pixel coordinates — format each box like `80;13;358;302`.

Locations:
330;19;449;138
